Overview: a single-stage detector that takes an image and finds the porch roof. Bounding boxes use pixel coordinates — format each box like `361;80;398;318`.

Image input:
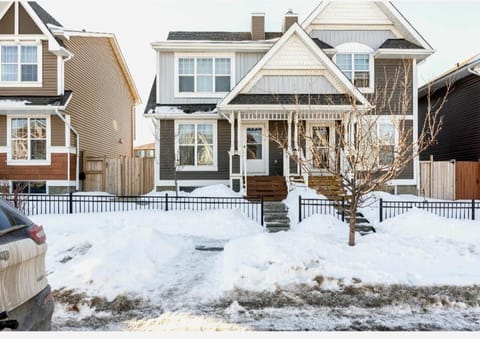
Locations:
230;94;360;105
0;91;72;110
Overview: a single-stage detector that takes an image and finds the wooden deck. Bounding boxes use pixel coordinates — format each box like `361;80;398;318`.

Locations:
246;176;288;201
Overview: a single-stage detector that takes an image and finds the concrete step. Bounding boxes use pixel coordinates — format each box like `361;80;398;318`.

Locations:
264;216;290;224
267;227;290;233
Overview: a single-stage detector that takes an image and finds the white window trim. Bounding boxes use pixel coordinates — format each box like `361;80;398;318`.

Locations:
6;115;51;166
333;42;374;93
0;41;43;87
174;53;235;98
174;120;218;172
377;120;398;167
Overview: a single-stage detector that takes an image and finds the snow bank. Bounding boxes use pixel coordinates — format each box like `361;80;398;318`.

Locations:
34;209;263;300
144;184;242;198
222;211;480;292
284;187;327;225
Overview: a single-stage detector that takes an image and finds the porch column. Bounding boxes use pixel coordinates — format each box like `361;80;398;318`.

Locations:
229;112;242;193
293;111;301;175
284;112;292;177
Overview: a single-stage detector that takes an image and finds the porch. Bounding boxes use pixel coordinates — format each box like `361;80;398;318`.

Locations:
222;110;349;195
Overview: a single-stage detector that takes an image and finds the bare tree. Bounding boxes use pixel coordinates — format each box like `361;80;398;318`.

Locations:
270;60;451;246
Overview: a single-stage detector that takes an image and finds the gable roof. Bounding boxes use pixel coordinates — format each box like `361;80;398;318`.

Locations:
218;23;370;110
379;38;423;50
302;1;433;51
419;54;480;97
28;1;62;28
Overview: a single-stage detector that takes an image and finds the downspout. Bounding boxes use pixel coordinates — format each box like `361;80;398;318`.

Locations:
54;108;80;191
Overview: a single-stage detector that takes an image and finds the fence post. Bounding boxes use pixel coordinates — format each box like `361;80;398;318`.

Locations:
261;196;264;227
379;198;383;223
341;197;345;222
473;199;476;221
69;192;73;214
299;195;302;223
165;193;169;211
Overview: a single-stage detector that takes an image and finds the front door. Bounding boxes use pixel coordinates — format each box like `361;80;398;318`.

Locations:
307;121;336;173
243;123;268;175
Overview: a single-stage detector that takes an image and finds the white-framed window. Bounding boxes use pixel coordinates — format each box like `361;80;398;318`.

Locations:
7;116;50;165
175;54;234;97
0;43;42;85
175;121;217;171
334;42;374;92
378;122;396;166
12;181;47;194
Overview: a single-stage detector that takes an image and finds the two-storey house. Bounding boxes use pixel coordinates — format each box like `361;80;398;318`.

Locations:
145;1;433;196
0;1;140;194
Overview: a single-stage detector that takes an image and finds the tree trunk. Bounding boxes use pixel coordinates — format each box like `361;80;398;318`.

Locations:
348;204;356;246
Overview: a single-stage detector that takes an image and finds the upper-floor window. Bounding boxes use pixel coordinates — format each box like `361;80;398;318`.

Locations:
334;43;374;92
1;44;40;84
177;56;232;95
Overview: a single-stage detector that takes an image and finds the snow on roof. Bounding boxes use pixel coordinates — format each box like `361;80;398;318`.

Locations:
153;106;217;115
0;99;32;107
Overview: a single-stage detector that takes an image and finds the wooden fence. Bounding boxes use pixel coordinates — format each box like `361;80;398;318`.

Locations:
420;159;480;200
83;156;154;195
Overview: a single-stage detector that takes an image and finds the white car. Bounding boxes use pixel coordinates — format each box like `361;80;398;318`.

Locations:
0;198;53;331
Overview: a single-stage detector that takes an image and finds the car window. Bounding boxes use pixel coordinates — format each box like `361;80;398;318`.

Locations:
0;201;31;231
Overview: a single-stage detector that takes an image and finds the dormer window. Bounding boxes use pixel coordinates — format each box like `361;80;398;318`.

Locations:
334;43;374;92
1;44;41;85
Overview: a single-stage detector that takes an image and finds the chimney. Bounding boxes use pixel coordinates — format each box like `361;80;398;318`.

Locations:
251;13;265;40
283;9;298;33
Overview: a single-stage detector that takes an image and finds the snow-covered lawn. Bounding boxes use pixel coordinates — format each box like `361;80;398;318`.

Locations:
31;185;480;329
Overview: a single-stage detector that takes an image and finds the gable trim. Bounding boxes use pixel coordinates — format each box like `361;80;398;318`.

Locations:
218;23;370;109
19;2;61;51
301;1;432;51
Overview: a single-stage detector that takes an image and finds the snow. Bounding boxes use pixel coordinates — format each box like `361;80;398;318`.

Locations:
153;106;217;115
144;184;242;198
33;184;480;313
222;209;480;291
34;209;263;301
0;99;31;107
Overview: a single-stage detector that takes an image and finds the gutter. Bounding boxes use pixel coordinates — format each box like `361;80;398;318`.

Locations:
468;65;480;77
54;108;80;192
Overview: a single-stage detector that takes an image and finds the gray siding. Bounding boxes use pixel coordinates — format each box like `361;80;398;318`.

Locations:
397;120;414;180
419;74;480;162
159;119;230;180
236;52;265;83
157;52;266;104
374;59;413;116
157;52;221;105
310;30;396;49
248;75;339;94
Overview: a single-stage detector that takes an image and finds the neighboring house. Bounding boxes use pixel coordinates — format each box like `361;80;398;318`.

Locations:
134;143;155;158
144;1;433;195
419;54;480;162
0;1;140;194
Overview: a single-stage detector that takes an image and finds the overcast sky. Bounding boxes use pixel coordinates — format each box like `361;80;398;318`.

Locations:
38;0;480;146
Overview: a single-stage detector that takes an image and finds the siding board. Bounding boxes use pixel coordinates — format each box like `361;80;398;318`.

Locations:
310;30;396;49
419;75;480;162
374;59;413;116
51;115;65;147
159;119;230;181
0;4;15;34
18;3;42;35
0;41;57;96
248;75;339;94
64;37;135;158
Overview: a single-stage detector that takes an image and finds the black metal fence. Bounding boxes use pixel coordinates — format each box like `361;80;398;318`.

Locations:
379;199;479;222
298;196;345;223
2;193;265;226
